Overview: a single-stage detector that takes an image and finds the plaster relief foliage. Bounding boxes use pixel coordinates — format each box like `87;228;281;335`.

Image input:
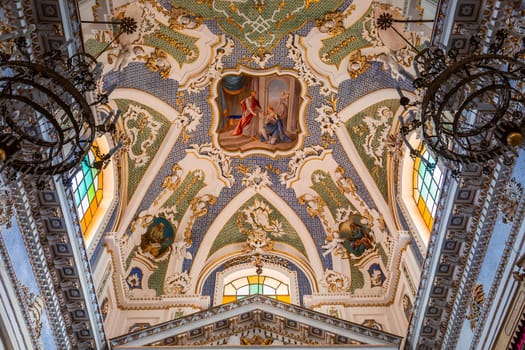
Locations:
88;2;160;72
239;165;272;191
316;9;350;36
123;104;162;167
187;37;234;93
123;164;209;297
315;94;342;147
360;3;423;80
116;99;171;199
318;6;370;67
286;35;333;96
320;269;351;293
345;99;399;199
280;145;325;184
183;194;217;245
164;272;191;295
173;102;203;142
497;178;523;223
362;106;393;168
466;284;485;330
191;143;235;187
249;53;273;69
239;199;286;254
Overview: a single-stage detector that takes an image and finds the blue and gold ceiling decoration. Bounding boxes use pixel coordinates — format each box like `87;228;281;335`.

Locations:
85;0;429;328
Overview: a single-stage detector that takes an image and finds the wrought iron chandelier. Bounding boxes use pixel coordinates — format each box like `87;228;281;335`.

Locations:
0;15;136;178
378;12;525;165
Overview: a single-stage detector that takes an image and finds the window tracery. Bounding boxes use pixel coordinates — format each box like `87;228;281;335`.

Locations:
71;148;103;235
413;148;443;229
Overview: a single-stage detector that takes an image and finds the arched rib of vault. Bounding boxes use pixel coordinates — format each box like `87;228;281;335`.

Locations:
108;88;198;236
189;186;325;294
335;88;416;235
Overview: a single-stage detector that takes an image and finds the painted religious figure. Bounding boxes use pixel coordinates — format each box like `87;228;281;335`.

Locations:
217;73;301;152
139;217;175;259
232;90;261;136
338;214;375;257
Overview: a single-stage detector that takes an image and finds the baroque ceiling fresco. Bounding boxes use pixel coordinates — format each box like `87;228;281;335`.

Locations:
80;0;435;337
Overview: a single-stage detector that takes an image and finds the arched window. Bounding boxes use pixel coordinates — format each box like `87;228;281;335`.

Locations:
71;148;103;235
222;275;290;304
413;148;444;229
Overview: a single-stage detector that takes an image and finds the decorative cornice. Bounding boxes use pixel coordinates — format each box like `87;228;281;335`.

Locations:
7;179;71;349
470;180;525;349
110;295;402;347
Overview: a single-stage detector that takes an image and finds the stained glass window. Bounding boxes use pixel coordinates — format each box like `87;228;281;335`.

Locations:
222;275;290;304
413;148;444;229
71;149;103;235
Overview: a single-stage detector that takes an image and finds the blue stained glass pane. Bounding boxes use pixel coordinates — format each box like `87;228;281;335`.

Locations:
420;186;429;200
418;163;426;176
423;171;432;185
74;190;81;206
85;170;93;184
78;181;87;199
249;284;261;294
82;159;89;172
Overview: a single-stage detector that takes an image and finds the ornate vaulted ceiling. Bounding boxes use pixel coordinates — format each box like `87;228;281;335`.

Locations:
79;0;435;337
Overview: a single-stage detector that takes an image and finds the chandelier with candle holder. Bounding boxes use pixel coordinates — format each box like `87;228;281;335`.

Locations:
0;15;137;178
377;12;525;167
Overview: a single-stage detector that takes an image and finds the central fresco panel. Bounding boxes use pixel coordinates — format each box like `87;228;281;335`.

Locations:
212;69;308;156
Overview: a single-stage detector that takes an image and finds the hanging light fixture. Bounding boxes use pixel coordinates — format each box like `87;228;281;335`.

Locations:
0;14;137;178
377;12;525;166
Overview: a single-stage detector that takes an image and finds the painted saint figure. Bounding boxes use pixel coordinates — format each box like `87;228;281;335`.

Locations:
139;217;174;259
232;90;261;136
261;106;291;144
338;215;374;257
275;91;289;130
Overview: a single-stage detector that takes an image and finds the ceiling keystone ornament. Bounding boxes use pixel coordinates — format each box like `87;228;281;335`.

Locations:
240;166;272;191
239;199;286;254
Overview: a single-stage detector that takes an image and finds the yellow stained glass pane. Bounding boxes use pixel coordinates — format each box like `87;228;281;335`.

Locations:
276;295;291;303
81;219;87;235
417;197;426;214
222;296;236;304
248;275;262;284
88;201;98;217
84;209;92;224
423;209;432;227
